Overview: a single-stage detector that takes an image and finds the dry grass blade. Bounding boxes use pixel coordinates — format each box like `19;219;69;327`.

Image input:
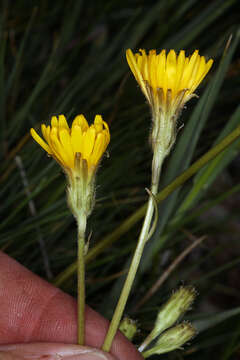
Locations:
133;234;206;313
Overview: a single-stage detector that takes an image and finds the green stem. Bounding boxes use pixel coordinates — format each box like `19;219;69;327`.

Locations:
77;214;87;345
102;145;165;352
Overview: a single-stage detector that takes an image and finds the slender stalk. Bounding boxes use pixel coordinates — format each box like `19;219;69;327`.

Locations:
77;213;87;345
102;144;165;352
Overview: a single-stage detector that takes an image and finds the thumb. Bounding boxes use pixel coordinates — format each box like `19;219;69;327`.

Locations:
0;343;117;360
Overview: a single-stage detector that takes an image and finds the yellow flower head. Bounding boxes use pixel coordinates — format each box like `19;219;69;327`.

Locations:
126;49;213;116
30;114;110;175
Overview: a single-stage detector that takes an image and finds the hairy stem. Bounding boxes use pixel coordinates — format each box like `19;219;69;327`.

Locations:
77;214;87;345
102;142;165;352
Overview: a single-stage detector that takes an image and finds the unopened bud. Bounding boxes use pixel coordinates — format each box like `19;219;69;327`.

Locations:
143;322;196;358
119;316;138;341
153;286;196;337
138;286;196;352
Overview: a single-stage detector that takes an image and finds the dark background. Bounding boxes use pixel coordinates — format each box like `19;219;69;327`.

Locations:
0;1;240;359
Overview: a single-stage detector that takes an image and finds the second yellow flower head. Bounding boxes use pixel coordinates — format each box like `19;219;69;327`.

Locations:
30;114;110;175
126;49;213;115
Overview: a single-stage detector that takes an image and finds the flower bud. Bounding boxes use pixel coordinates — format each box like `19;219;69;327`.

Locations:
143;322;196;357
153;286;196;337
138;286;196;352
119;316;138;341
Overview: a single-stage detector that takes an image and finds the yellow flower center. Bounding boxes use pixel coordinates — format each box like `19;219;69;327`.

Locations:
30;114;110;172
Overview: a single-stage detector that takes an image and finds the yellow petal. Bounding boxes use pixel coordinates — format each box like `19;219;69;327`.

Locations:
126;49;150;101
41;124;52;148
136;53;143;74
94;115;103;133
45;125;51;144
126;49;141;80
72;114;89;132
191;57;213;93
102;121;110;143
59;128;74;168
139;49;149;83
181;50;199;89
157;50;166;96
175;50;186;95
41;124;49;143
187;61;200;90
166;50;177;94
90;133;106;165
30;128;52;154
59;114;70;131
71;124;83;154
51;116;59;128
51;131;69;167
148;50;157;91
206;58;214;72
82;126;96;159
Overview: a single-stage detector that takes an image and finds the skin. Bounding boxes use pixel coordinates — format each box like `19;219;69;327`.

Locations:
0;251;143;360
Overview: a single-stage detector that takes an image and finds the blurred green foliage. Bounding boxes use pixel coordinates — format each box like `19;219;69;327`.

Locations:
0;1;240;358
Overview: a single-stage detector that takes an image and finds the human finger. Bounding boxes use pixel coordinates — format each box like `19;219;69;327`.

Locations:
0;251;142;360
0;343;116;360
